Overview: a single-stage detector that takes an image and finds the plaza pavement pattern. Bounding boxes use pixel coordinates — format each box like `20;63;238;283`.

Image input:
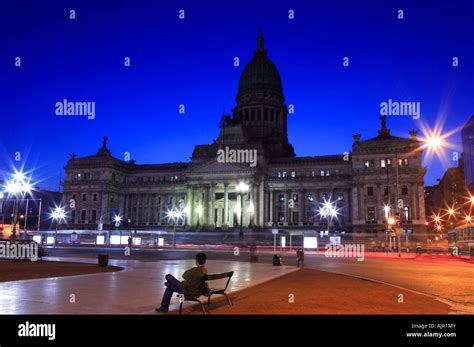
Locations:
0;257;298;314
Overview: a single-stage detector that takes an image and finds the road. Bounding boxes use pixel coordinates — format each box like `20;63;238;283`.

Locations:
45;246;474;314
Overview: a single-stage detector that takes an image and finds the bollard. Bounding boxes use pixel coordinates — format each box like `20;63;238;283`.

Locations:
98;253;109;267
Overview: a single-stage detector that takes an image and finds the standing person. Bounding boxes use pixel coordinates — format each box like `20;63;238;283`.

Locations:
155;252;208;313
296;248;304;268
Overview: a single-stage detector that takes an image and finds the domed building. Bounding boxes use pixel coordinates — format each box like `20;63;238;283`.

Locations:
63;31;427;236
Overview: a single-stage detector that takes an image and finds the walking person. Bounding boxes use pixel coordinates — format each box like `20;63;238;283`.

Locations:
296;248;304;268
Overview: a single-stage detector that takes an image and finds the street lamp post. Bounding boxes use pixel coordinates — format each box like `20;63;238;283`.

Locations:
235;182;249;239
318;198;338;237
390;133;443;254
5;170;32;242
166;207;183;248
113;215;122;245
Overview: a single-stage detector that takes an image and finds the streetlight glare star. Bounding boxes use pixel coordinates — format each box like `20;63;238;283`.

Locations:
236;181;249;193
317;198;339;219
166;207;184;222
13;171;26;182
51;206;66;221
418;119;461;168
113;215;122;223
5;169;34;196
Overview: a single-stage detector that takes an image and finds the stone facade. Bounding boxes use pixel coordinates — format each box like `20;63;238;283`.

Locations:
62;32;427;233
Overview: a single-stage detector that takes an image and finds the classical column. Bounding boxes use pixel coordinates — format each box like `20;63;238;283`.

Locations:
269;190;273;224
351;187;358;225
248;183;254;227
187;185;193;226
147;194;153;225
209;183;216;228
258;182;264;227
223;183;229;228
135;195;139;224
376;185;382;223
122;195;127;218
300;189;306;225
285;190;290;224
198;186;203;226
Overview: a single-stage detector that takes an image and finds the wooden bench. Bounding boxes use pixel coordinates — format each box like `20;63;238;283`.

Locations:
179;271;234;315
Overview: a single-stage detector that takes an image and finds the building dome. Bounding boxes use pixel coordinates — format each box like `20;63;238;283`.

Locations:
237;31;283;98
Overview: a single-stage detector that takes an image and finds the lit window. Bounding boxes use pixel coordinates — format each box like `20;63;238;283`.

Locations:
398;158;408;166
403;206;409;221
364;160;374;168
367;207;376;221
291;171;296;178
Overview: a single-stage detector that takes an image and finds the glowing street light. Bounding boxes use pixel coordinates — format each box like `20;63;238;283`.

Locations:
113;214;123;226
318;198;338;235
51;206;67;247
387;216;396;226
4;169;34;241
166;207;184;247
235;181;249;238
426;136;442;149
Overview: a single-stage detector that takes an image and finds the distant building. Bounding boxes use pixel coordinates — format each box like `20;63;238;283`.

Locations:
424;158;467;224
63;31;427;234
461;115;474;190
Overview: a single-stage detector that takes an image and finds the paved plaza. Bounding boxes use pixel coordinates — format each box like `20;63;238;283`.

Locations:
0;257;297;314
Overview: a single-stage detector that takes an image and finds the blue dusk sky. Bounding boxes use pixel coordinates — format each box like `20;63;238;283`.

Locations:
0;0;473;190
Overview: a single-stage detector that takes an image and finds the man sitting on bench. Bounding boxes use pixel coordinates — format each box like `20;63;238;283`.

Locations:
155;252;208;313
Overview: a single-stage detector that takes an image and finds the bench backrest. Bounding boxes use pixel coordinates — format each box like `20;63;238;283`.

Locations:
203;271;234;291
